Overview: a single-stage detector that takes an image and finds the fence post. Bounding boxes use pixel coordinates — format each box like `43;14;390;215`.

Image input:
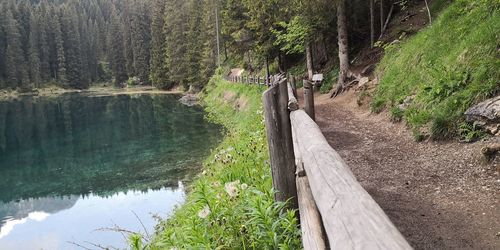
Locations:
263;79;298;209
304;80;315;121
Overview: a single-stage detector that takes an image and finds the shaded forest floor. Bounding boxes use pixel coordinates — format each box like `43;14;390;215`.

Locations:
298;89;499;249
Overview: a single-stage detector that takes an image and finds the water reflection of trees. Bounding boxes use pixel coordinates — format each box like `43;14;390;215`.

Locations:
0;94;221;203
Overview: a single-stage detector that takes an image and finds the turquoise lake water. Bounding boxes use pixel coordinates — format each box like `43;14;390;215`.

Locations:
0;93;221;249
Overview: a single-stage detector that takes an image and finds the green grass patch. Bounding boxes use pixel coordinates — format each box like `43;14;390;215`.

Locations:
372;0;500;140
142;75;301;249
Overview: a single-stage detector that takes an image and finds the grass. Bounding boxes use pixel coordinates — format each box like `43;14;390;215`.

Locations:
138;75;301;249
372;0;500;139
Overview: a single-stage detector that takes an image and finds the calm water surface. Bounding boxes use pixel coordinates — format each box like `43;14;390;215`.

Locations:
0;93;221;249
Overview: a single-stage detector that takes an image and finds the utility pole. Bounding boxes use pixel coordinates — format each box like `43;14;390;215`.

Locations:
215;0;221;67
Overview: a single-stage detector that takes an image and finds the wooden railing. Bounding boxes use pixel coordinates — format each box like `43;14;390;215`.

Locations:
226;74;287;86
259;75;412;250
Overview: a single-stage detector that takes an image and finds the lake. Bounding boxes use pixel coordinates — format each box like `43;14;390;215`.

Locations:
0;93;221;249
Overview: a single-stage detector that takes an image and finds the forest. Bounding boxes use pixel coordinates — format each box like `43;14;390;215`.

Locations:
0;0;422;92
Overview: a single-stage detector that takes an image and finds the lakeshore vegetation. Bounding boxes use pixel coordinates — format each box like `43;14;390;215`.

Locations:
135;75;301;249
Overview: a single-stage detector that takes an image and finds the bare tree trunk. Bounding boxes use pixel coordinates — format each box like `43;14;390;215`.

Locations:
332;0;349;98
380;0;384;34
306;42;314;80
266;57;270;84
370;0;375;48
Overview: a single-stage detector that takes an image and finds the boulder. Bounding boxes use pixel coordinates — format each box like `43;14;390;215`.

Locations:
179;94;198;107
465;96;500;135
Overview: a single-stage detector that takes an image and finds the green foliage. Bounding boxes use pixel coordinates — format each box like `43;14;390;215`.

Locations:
390;107;404;122
272;16;310;55
372;0;500;140
320;67;339;94
458;122;487;143
129;233;145;250
148;76;301;249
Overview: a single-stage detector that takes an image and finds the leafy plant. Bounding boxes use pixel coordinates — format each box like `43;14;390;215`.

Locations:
320;67;339;94
458;122;487;142
390;106;404;122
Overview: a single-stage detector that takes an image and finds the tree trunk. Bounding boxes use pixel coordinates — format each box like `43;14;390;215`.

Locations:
380;0;384;34
266;57;270;85
306;42;314;80
332;0;349;98
370;0;375;48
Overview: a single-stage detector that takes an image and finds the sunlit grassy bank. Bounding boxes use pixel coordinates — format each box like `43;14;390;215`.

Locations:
372;0;500;140
139;75;301;249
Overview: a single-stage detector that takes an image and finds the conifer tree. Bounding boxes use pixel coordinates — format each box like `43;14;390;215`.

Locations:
28;12;41;89
164;0;188;87
130;1;151;85
185;0;205;91
200;0;219;81
53;14;67;84
149;0;169;88
60;7;85;89
108;9;128;87
37;8;51;83
0;4;7;87
4;9;25;89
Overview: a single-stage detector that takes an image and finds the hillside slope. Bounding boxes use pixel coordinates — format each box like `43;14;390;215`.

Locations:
372;0;499;140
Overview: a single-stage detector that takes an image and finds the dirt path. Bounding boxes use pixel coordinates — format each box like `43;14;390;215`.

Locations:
305;90;499;249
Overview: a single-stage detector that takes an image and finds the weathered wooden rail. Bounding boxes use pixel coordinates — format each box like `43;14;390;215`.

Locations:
259;75;412;250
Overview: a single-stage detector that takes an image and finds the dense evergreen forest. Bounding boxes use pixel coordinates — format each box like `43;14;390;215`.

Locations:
0;0;218;91
0;0;395;92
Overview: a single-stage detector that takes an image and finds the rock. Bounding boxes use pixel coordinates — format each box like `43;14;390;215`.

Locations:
465;96;500;134
398;95;415;111
357;77;370;88
179;94;198;107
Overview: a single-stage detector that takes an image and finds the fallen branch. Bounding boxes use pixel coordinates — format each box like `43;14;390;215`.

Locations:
424;0;432;24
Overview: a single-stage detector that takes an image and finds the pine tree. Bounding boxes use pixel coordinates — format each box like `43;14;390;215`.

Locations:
0;4;7;88
149;0;169;88
200;0;219;81
4;9;26;89
60;7;85;89
164;0;189;88
130;0;151;85
28;12;41;89
37;7;51;83
108;9;128;86
185;0;205;91
53;13;67;85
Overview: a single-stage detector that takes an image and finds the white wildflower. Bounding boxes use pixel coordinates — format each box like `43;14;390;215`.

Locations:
224;180;240;197
198;205;211;219
241;183;248;190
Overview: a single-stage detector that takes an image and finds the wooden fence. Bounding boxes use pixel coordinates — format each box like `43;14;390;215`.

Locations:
226;74;295;86
256;75;412;250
